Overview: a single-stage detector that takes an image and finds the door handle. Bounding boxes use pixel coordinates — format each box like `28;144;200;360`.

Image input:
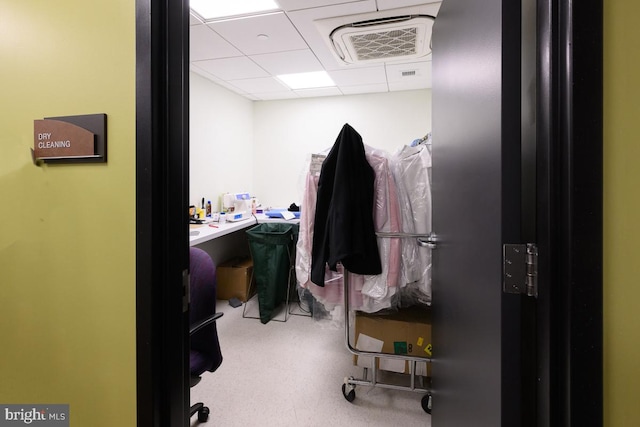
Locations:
417;233;437;249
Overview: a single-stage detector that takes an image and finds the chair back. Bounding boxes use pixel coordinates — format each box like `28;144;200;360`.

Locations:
189;247;223;376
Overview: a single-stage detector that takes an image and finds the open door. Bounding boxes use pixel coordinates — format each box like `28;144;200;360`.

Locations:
431;0;603;425
430;0;529;424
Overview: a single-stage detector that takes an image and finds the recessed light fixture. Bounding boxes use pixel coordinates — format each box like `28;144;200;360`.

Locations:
191;0;280;20
276;71;336;90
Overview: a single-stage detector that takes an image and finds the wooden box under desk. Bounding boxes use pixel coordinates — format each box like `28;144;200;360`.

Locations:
216;257;256;302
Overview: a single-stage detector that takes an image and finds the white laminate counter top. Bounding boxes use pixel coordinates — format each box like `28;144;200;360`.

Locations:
189;213;299;246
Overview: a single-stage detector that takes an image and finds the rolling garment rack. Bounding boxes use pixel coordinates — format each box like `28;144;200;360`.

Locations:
341;231;435;415
305;125;434;412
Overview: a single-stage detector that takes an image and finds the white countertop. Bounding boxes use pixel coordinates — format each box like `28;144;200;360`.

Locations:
189;213;299;246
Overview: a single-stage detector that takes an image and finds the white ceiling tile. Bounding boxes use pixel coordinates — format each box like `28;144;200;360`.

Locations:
277;0;369;11
190;67;250;96
191;57;270;80
388;70;432;91
388;80;430;91
328;66;386;86
190;25;243;61
190;64;223;83
250;49;324;75
227;77;290;94
190;12;204;25
188;1;437;100
294;87;343;98
255;91;301;100
339;83;389;95
212;79;249;95
217;81;250;96
208;12;308;56
385;61;431;82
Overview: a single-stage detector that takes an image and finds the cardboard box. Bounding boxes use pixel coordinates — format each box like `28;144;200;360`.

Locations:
354;306;432;376
216;257;255;302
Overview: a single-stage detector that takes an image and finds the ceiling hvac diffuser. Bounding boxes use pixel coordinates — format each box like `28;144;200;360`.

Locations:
329;15;435;65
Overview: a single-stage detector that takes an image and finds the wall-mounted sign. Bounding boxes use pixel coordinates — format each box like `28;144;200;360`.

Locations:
32;113;107;164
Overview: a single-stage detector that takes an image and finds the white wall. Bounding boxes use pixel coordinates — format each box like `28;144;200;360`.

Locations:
190;72;254;211
190;74;432;210
253;90;432;207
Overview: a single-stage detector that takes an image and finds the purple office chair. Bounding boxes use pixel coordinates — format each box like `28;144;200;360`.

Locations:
189;247;223;422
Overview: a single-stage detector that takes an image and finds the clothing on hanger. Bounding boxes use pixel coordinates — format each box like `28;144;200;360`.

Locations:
296;125;433;314
310;123;382;287
296;145;402;313
391;143;432;302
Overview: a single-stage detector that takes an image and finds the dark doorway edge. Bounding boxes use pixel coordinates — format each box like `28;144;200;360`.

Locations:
136;0;191;425
537;0;603;425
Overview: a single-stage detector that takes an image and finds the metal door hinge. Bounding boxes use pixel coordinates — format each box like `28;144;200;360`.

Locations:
503;243;538;297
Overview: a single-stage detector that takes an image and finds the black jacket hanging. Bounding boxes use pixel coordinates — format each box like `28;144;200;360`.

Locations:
310;123;382;286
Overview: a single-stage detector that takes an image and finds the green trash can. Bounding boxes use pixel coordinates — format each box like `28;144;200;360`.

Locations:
246;223;295;324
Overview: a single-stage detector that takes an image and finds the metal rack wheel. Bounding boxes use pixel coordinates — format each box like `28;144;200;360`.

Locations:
421;394;432;414
198;406;210;422
341;383;356;403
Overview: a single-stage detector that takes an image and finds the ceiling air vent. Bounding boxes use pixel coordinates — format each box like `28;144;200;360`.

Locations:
329;15;435;65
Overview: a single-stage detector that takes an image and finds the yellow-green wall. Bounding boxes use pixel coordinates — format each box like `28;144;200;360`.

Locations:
604;1;640;426
0;2;136;426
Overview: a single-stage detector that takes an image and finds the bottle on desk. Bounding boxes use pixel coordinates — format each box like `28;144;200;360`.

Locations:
219;212;226;224
206;200;212;218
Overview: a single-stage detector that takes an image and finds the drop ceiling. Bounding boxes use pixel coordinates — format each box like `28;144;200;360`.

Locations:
190;0;442;101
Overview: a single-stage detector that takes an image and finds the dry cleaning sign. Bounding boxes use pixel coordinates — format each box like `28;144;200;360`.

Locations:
32;114;106;164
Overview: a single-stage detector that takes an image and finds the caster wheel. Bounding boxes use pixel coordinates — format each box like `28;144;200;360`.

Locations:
342;383;356;403
198;406;210;422
422;394;432;414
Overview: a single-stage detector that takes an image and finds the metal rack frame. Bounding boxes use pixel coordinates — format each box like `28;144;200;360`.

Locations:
341;232;434;414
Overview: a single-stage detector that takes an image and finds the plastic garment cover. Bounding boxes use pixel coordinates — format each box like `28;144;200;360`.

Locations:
296;169;364;313
295;136;433;317
391;143;432;303
359;147;402;312
296;146;402;313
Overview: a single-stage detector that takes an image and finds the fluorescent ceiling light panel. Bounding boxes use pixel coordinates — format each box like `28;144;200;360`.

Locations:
191;0;279;20
277;71;335;90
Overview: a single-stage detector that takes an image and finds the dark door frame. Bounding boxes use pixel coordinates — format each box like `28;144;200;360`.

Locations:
136;0;191;425
537;0;603;425
133;0;603;425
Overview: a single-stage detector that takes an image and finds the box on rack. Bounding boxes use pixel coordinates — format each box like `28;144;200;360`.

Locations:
354;306;432;376
216;257;255;302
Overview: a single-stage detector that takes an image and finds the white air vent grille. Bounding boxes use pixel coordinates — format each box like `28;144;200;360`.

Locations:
327;15;435;65
349;28;418;61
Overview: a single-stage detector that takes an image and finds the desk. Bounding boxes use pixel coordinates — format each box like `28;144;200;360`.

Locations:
190;213;300;267
189;217;257;246
189;214;300;247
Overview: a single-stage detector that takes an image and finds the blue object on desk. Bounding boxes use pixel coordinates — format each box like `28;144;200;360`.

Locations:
265;210;300;219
